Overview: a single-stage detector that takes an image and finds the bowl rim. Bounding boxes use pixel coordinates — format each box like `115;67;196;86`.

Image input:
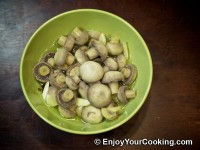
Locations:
20;8;153;135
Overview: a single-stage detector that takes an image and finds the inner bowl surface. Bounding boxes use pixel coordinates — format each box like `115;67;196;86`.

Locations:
20;9;153;134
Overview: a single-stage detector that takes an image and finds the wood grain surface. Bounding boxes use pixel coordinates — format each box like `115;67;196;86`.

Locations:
0;0;199;149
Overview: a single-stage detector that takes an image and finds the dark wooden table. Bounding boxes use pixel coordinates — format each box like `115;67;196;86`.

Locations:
0;0;199;149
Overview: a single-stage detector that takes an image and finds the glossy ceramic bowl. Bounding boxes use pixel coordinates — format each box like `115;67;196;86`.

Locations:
20;9;153;134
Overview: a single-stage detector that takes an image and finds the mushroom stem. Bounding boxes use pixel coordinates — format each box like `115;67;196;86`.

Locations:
47;58;55;67
62;89;74;102
69;65;80;77
58;35;67;46
71;75;81;84
65;76;78;90
55;74;66;85
125;90;136;99
85;47;99;60
71;27;82;39
92;40;108;61
39;66;50;76
64;35;75;51
66;52;75;65
108;82;119;94
54;48;67;66
104;57;118;71
121;68;131;78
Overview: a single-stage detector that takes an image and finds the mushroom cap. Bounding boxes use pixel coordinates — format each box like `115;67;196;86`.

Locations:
92;40;108;61
64;35;75;51
54;47;67;66
75;31;89;45
79;61;104;83
49;70;67;88
124;64;137;85
116;54;126;70
81;105;103;124
78;81;89;99
33;62;52;83
106;42;123;55
66;63;80;76
40;52;55;63
101;71;124;83
117;86;129;103
101;107;118;120
56;88;76;108
58;106;76;119
104;57;118;71
65;76;78;90
75;49;89;64
87;83;112;108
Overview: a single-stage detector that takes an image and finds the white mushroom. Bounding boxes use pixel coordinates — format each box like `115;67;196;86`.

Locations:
79;61;104;83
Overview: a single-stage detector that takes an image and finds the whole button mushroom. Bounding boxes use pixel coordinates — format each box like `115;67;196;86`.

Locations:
87;83;112;108
123;64;137;85
54;48;68;66
117;86;136;103
79;61;104;83
33;62;53;83
56;88;76;108
81;105;103;124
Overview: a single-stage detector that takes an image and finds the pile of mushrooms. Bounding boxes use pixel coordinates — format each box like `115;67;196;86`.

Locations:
33;27;137;124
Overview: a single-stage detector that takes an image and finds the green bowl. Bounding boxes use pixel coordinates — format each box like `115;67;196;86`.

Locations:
20;9;153;134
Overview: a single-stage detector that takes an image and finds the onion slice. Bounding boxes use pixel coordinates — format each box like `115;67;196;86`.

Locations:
42;81;49;101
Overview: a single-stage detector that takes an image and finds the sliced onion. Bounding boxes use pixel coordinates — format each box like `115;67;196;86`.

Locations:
76;98;90;107
42;81;49;101
46;94;58;107
123;42;129;60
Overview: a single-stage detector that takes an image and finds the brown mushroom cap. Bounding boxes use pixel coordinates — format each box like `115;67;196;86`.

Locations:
87;83;112;108
33;62;52;83
117;86;129;103
56;88;76;108
124;64;137;85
